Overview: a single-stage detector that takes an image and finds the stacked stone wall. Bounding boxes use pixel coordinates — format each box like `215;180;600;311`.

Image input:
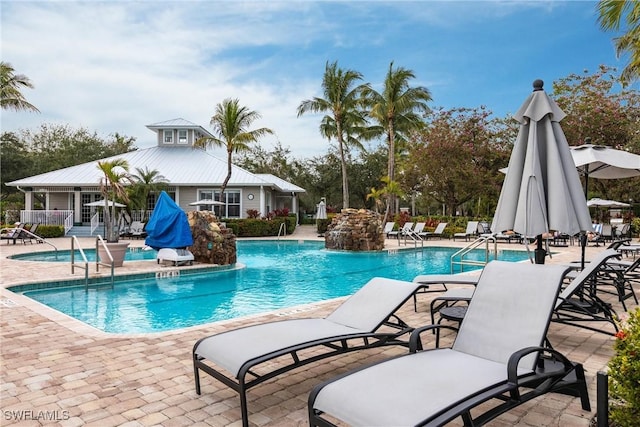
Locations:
187;211;237;265
325;209;384;251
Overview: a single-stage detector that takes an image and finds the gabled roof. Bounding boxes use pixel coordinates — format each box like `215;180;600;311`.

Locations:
256;174;305;193
8;146;305;192
146;118;213;138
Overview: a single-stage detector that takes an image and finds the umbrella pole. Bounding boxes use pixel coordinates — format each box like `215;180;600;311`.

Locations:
580;233;587;270
534;234;546;264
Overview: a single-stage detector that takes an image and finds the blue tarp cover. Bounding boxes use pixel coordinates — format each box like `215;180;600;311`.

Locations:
145;191;194;249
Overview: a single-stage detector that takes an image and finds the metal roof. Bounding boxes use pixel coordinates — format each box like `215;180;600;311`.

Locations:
146;118;214;138
8;146;305;192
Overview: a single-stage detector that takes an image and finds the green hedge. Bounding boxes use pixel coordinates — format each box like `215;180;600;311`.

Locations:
224;216;297;237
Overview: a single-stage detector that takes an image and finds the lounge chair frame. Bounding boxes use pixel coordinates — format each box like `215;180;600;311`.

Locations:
193;278;423;427
309;262;590;427
553;249;623;335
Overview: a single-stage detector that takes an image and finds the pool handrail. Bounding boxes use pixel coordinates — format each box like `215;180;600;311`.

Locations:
1;226;58;254
70;236;89;287
95;236;115;289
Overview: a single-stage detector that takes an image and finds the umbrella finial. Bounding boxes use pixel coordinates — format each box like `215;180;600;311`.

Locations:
533;79;544;91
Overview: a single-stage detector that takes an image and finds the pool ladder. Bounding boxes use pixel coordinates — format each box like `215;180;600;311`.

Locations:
277;222;287;239
450;235;498;273
70;236;114;290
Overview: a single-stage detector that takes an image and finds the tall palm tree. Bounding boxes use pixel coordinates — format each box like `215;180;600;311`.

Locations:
97;159;132;242
361;62;431;219
598;0;640;86
195;98;273;206
297;61;368;209
129;166;168;222
0;61;40;112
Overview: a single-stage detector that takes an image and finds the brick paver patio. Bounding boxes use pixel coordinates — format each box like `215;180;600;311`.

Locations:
1;226;630;426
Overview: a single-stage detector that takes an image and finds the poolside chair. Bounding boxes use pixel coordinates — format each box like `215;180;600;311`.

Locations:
309;261;590;426
382;221;395;238
419;222;447;240
193;277;425;427
387;221;414;239
412;222;426;238
1;223;25;245
452;220;478;241
553;249;624;335
600;224;614;242
127;221;146;239
411;272;478;314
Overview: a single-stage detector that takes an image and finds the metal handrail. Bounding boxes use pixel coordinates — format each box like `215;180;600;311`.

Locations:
90;212;99;236
71;236;89;288
1;227;58;255
400;229;424;248
277;222;287;239
95;236;115;289
450;235;498;273
63;213;74;234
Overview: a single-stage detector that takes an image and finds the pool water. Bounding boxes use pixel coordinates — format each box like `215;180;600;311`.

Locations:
18;241;529;333
10;247;158;262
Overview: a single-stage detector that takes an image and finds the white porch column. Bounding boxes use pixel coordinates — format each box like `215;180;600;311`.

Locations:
74;189;82;223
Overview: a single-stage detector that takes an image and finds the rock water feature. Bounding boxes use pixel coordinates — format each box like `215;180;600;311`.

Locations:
325;209;385;251
187;210;237;265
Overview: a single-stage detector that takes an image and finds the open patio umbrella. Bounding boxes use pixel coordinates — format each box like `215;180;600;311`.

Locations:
189;199;225;206
492;80;592;264
586;198;631;208
571;142;640;196
84;199;126;208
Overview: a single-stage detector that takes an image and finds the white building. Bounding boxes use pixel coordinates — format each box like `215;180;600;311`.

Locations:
7;118;305;233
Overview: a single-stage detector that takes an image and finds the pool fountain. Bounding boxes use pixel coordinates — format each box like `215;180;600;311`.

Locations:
325;209;384;251
187;210;237;265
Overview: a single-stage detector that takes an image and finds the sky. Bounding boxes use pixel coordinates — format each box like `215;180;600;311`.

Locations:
0;0;630;159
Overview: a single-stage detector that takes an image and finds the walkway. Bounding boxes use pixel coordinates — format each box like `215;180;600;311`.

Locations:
0;226;627;426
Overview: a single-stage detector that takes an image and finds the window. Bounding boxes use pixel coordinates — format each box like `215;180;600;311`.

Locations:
164;130;173;143
198;189;241;218
178;129;187;144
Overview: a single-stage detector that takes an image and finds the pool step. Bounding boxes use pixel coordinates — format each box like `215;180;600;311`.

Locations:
66;226;96;237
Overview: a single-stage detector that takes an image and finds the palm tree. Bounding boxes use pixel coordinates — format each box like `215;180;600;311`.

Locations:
598;0;640;86
129;166;168;222
0;61;40;112
361;62;431;220
195;98;273;209
97;159;132;242
297;61;368;209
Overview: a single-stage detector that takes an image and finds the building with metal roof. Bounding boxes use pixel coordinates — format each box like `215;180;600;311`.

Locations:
7;119;306;232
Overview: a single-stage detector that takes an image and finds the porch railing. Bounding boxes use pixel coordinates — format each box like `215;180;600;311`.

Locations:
20;210;73;226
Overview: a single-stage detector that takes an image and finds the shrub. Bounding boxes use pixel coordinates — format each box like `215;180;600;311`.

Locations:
608;307;640;426
246;209;260;219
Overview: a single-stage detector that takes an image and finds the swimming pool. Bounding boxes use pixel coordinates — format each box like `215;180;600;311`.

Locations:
9;247;157;262
14;241;529;333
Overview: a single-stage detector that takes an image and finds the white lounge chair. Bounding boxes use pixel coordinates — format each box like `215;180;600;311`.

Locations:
453;220;478;241
309;261;591;426
419;222;447;240
193;277;425;427
387;222;414;239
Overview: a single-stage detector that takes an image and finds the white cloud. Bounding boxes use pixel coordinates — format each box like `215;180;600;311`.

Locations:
1;0;620;159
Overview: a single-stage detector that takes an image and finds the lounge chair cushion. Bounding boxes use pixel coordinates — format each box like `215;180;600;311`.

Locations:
196;319;363;377
313;349;531;426
195;277;419;377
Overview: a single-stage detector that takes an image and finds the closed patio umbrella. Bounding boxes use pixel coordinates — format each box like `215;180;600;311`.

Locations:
492;80;592;264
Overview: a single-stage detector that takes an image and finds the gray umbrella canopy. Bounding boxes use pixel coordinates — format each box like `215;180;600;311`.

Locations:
571;143;640;195
492;80;592;246
189;199;225;206
84;199;126;208
586;198;631;208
